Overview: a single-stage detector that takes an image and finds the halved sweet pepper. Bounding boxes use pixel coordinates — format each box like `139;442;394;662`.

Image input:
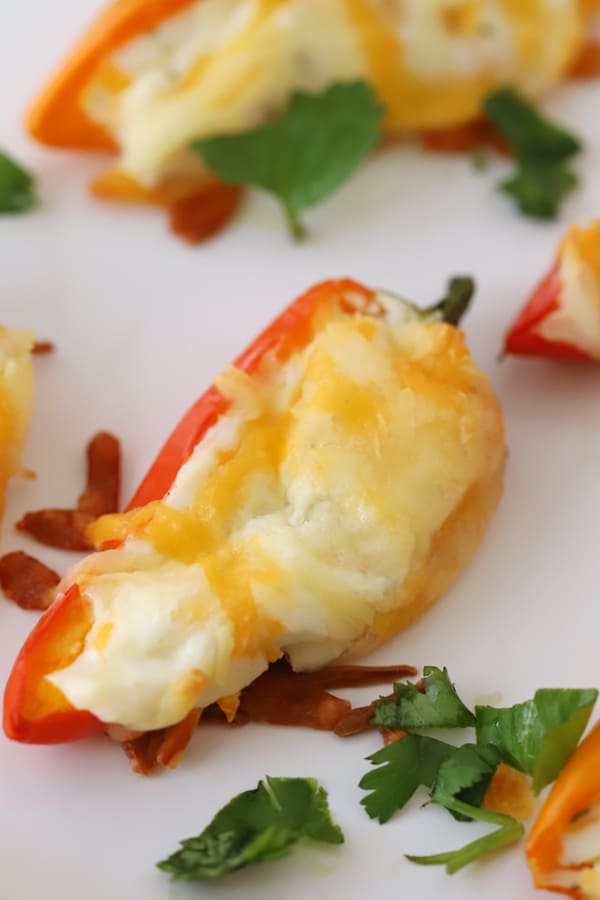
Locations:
504;221;600;361
2;278;378;744
27;0;196;151
526;720;600;897
25;0;600;242
3;276;504;750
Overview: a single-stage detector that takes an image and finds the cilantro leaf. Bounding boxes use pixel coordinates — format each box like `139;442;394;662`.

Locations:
476;688;598;793
0;150;36;214
483;87;582;219
484;89;581;161
193;82;383;238
407;743;524;873
157;776;343;881
433;743;500;821
500;162;577;219
373;666;475;731
359;735;454;824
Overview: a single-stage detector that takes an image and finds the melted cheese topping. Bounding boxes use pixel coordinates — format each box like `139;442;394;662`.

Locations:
0;328;34;517
538;221;600;359
544;805;600;897
82;0;586;185
49;296;502;732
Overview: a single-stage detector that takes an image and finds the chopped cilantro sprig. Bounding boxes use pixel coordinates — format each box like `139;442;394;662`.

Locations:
483;88;582;219
192;81;383;239
360;668;597;873
157;776;343;881
0;150;36;214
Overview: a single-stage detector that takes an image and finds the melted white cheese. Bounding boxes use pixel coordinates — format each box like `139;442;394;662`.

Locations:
538;248;600;359
49;295;501;732
545;805;600;897
83;0;583;185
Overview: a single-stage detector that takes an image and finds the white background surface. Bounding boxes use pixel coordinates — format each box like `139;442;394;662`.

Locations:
2;3;600;899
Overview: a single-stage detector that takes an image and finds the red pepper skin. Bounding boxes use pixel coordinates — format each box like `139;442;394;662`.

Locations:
3;584;103;743
3;278;375;744
526;720;600;898
128;278;374;509
504;262;590;361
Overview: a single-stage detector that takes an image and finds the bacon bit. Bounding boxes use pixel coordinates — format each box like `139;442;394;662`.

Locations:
121;730;168;777
420;119;512;157
333;692;397;737
119;662;416;774
0;550;60;610
233;662;416;731
155;708;203;769
16;509;95;551
169;183;243;245
235;664;352;731
204;662;416;733
18;430;121;551
31;341;54;355
379;727;408;747
569;41;600;79
119;709;203;775
77;432;120;517
334;703;377;737
483;762;536;822
300;664;417;691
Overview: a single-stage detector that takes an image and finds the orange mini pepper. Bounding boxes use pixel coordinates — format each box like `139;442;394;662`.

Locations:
526;720;600;897
27;0;196;150
504;221;600;362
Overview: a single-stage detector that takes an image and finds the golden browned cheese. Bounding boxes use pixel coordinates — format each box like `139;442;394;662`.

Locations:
78;0;598;187
51;301;505;733
0;329;34;518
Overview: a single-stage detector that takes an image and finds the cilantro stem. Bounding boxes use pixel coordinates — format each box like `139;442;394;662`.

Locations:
421;277;474;327
406;798;524;874
283;199;306;241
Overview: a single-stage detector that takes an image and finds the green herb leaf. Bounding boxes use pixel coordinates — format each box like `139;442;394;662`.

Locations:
373;666;476;731
476;688;598;793
500;162;577;219
484;89;581;162
433;743;500;821
157;776;343;881
359;735;454;824
483;87;582;220
0;150;36;214
407;743;524;873
193;82;383;238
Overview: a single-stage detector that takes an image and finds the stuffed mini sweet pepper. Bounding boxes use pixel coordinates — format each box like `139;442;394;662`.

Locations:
26;0;600;237
0;328;34;518
504;221;600;361
526;720;600;897
3;277;504;764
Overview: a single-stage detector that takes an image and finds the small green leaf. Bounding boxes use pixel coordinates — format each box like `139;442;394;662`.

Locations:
484;89;581;162
500;162;577;219
193;82;384;238
475;688;597;793
407;743;523;872
432;742;500;821
359;735;454;824
373;666;475;731
157;777;343;881
0;150;36;214
483;87;582;220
